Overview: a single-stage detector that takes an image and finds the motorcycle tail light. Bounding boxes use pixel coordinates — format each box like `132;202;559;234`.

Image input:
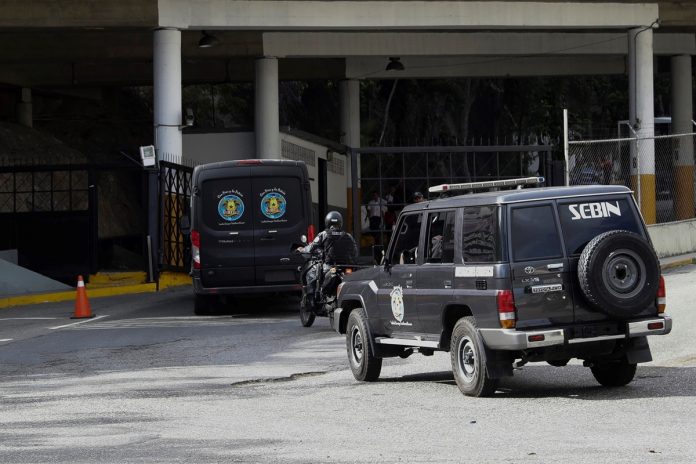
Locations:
497;289;516;329
656;275;666;314
345;268;353;274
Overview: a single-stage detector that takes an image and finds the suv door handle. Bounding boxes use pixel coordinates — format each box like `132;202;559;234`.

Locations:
444;280;452;289
547;263;564;270
405;280;413;288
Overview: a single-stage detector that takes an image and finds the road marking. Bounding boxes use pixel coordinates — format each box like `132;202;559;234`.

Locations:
61;316;290;330
0;317;58;320
0;338;13;342
49;315;109;330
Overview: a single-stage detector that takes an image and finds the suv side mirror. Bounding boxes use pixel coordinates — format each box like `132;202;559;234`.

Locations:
372;245;385;265
180;215;191;235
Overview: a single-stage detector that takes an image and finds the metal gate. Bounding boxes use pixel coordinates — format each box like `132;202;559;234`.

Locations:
160;160;194;272
351;144;554;246
0;164;97;284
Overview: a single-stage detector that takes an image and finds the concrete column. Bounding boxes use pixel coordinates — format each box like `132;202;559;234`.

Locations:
153;28;182;161
254;57;280;159
628;27;656;224
340;79;361;235
16;88;32;128
671;54;695;220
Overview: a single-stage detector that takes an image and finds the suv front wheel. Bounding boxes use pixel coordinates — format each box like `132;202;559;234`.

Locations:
451;317;498;397
346;308;382;381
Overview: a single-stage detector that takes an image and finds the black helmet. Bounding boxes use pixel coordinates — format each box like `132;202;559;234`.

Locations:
325;211;343;230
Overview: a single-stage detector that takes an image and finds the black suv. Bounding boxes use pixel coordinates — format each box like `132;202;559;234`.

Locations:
332;178;672;397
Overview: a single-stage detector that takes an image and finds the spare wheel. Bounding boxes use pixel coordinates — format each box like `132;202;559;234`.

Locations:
577;230;659;319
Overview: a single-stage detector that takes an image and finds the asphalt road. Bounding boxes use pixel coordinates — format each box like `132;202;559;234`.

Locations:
0;265;694;463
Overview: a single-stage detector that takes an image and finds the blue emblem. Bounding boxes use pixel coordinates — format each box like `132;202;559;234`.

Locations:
261;192;287;219
218;194;244;222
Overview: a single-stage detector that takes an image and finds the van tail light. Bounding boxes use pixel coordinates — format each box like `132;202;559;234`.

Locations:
656;275;666;314
307;224;316;242
191;229;201;270
497;289;516;329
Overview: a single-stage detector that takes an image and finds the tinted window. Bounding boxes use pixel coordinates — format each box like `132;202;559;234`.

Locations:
252;176;303;228
201;178;252;231
425;211;456;264
511;205;563;261
462;206;500;263
389;213;422;265
558;198;642;254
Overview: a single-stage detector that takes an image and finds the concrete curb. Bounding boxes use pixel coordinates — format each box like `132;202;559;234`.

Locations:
0;272;191;309
660;257;696;271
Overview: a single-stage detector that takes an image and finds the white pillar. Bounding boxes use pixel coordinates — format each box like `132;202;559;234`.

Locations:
340;79;361;235
153;28;182;162
16;88;32;128
628;27;656;223
671;54;695;219
255;57;280;159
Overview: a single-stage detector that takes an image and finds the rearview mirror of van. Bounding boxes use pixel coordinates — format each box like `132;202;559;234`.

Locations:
300;234;308;244
180;215;191;235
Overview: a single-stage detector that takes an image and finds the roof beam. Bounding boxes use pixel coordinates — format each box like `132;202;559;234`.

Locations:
160;1;659;30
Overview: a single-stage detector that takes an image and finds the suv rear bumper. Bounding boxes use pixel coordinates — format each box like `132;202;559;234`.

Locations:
479;315;672;350
193;277;301;295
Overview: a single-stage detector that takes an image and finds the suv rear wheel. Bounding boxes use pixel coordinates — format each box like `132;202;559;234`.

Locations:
346;308;382;381
590;358;637;387
451;317;498;397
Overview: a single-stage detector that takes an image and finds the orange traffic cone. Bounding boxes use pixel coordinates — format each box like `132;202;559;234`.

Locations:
72;275;95;319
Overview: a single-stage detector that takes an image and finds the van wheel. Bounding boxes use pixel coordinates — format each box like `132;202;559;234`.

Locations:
451;317;498;397
346;308;382;381
194;294;213;315
578;230;659;319
299;296;316;327
590;358;637;387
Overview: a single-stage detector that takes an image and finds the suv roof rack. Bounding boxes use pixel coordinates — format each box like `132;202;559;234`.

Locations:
428;176;545;194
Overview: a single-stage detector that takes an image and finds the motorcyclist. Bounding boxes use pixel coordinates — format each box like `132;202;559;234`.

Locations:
297;211;358;298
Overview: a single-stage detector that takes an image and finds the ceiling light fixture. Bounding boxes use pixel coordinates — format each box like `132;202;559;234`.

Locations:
385;57;405;71
198;31;220;48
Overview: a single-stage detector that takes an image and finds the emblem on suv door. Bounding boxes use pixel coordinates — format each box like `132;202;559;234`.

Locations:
524;266;535;274
390;286;405;322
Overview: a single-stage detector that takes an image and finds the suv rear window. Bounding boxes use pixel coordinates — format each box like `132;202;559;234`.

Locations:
462;206;500;263
557;197;643;255
510;205;563;261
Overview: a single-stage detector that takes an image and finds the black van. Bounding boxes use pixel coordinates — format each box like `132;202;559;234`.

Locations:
189;159;313;313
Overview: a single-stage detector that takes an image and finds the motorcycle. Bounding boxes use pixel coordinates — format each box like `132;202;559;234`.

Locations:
293;246;354;328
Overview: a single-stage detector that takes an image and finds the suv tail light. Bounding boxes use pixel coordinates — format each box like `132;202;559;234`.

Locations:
497;289;516;329
307;224;316;242
656;275;666;314
191;229;201;269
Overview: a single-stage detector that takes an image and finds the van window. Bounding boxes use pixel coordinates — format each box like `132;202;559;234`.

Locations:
253;176;303;228
557;198;642;255
462;206;500;263
425;211;455;264
389;213;422;265
511;205;563;261
201;178;252;230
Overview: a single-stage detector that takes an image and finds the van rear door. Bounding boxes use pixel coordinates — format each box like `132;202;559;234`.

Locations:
198;171;256;287
250;165;308;286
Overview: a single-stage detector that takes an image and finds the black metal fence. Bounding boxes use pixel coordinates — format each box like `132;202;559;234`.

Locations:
159;160;193;272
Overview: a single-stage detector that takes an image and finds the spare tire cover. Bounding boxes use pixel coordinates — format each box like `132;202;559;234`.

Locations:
577;230;659;319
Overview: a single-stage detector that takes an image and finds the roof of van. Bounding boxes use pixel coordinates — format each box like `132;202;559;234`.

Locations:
192;159;308;176
403;185;632;211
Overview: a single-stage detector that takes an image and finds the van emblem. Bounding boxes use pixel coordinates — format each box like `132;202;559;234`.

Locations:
218;194;244;222
390;286;405;322
261;192;287;219
524;266;535;274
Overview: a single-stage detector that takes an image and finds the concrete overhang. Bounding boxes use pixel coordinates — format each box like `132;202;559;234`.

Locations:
263;32;696;57
160;1;660;30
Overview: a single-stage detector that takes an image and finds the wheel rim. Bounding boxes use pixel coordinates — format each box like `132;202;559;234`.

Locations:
350;326;364;364
456;336;477;383
602;248;646;299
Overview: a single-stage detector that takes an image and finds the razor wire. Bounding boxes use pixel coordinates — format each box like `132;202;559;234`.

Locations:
568;132;696;223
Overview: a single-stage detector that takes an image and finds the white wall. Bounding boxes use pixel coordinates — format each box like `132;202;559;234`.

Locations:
183;131;256;164
648;219;696;258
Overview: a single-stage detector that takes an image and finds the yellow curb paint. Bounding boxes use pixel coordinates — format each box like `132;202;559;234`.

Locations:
89;271;147;286
674;165;695;220
660;258;696;271
0;283;157;309
159;272;192;289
